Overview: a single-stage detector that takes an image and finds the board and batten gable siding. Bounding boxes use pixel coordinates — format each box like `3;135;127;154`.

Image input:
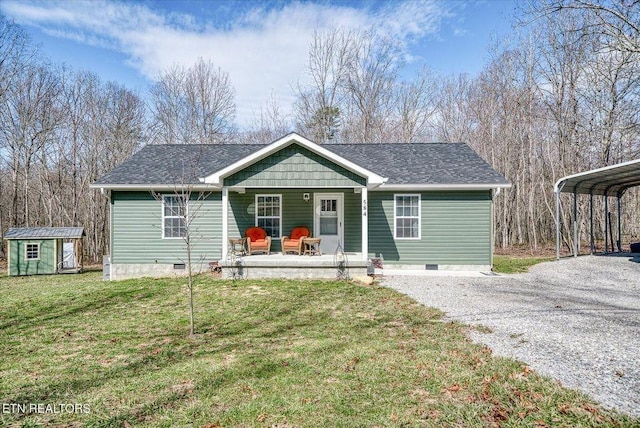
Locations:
224;144;366;188
8;239;56;275
227;189;362;253
111;191;222;264
368;191;492;265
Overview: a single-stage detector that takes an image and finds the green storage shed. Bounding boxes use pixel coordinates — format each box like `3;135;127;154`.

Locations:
4;227;84;276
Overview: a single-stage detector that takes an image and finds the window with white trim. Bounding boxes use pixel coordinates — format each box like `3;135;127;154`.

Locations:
394;194;421;239
163;195;187;238
25;243;40;260
256;194;281;237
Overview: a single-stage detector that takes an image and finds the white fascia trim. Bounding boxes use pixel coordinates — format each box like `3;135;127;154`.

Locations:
376;183;512;191
89;184;222;191
553;158;640;193
201;132;387;186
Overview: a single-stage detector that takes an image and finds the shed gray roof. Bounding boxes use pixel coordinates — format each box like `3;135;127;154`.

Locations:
4;227;85;240
93;142;509;187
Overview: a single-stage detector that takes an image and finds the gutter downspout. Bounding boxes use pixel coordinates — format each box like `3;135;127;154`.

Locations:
100;188;112;280
491;188;501;269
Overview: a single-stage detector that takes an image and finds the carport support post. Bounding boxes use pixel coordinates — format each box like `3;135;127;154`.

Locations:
589;194;594;254
555;190;561;260
573;191;578;257
617;197;622;253
604;197;609;253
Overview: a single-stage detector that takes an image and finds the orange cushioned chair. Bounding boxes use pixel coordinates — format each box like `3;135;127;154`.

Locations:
281;226;310;255
245;227;271;255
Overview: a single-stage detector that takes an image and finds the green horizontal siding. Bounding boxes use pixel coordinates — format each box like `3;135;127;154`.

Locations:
368;191;492;265
111;189;490;266
8;239;56;276
343;191;362;253
228;189;362;253
111;191;222;264
224;144;366;187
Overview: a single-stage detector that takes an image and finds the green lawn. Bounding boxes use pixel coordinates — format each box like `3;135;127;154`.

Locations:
0;272;634;427
493;256;555;274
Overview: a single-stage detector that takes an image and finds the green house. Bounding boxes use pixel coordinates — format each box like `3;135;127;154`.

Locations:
4;227;85;276
91;133;510;280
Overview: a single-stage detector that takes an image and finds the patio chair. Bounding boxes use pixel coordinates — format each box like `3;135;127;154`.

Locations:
281;226;310;255
244;227;272;255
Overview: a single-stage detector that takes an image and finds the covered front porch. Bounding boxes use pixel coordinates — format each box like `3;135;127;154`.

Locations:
221;187;371;262
198;135;384;273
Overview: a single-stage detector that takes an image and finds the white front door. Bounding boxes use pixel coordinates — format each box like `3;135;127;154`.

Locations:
314;193;343;254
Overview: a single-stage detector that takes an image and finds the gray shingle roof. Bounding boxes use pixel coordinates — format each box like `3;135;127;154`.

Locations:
326;143;509;185
4;227;85;240
93;144;259;185
93;142;509;187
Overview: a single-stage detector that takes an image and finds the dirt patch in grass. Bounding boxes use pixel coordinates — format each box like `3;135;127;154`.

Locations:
493;256;555;274
0;272;635;426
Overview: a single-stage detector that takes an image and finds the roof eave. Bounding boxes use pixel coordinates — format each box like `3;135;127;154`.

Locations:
376;183;512;191
89;183;222;191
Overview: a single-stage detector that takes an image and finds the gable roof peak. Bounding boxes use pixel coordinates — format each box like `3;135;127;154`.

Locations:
200;132;387;187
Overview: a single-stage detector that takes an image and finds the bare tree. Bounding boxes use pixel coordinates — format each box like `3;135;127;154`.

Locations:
433;74;476;144
342;30;401;143
151;151;214;336
0;15;36;104
294;29;352;143
0;63;61;226
83;81;145;261
150;58;236;144
0;17;146;264
242;92;291;144
393;67;438;143
542;0;640;54
294;29;403;144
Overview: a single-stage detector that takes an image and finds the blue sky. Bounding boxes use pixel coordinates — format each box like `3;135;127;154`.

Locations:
0;0;519;128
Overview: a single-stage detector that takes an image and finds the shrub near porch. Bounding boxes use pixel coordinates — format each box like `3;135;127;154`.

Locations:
0;272;633;427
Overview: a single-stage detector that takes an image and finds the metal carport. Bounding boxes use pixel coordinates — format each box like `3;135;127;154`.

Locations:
554;159;640;259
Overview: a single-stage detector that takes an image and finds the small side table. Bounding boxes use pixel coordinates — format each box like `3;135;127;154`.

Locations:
303;237;322;256
228;237;247;256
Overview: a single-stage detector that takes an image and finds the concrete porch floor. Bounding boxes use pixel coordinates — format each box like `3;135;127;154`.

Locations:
218;252;367;279
221;252;366;266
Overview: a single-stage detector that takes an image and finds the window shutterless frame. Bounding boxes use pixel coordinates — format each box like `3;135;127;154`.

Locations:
255;194;282;238
393;194;421;240
162;194;188;239
24;243;40;260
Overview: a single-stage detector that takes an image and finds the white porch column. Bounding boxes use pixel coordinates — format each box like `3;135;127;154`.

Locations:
361;187;368;261
222;187;228;259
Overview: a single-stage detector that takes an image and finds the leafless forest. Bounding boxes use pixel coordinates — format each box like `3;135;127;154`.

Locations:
1;1;639;262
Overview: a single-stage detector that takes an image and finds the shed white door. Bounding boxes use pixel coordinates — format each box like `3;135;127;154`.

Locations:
63;242;75;268
314;193;343;254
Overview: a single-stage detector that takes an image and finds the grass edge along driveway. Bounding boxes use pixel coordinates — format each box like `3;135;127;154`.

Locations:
0;272;635;427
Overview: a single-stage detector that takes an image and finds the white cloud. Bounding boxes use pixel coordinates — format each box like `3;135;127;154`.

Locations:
1;0;451;127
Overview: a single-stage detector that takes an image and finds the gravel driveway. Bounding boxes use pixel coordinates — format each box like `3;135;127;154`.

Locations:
382;255;640;417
